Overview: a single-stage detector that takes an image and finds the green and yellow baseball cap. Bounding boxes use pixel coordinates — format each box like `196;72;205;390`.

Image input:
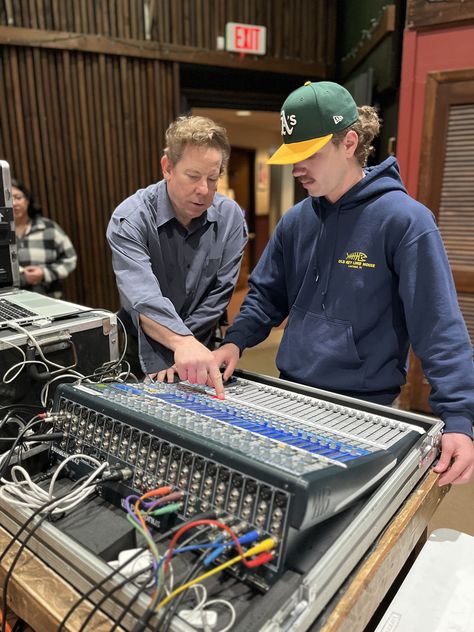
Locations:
268;81;358;165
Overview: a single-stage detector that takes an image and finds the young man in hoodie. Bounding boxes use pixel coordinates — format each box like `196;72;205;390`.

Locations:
212;81;474;486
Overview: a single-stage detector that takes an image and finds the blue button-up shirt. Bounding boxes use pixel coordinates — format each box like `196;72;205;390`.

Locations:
107;179;248;372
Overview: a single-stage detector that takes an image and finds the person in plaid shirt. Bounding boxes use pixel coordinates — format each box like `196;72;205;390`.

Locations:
12;179;77;298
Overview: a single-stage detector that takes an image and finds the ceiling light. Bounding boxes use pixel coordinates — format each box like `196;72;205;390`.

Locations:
236;110;252;117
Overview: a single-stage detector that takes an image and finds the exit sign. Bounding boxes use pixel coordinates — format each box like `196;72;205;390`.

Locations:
225;22;267;55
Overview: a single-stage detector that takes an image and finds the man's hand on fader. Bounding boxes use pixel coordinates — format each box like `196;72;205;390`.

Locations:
433;433;474;486
149;337;225;398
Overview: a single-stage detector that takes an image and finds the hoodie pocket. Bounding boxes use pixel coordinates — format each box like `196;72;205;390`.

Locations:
276;305;365;391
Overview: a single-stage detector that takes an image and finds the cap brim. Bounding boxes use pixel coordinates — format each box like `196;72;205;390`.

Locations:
267;133;333;165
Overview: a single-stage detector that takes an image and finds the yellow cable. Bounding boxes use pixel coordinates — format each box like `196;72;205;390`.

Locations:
156;538;276;612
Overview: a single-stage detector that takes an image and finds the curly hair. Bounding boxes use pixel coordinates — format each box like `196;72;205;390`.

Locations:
164;116;231;173
332;106;381;166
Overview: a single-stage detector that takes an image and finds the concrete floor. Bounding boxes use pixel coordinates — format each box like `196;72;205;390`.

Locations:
226;287;474;537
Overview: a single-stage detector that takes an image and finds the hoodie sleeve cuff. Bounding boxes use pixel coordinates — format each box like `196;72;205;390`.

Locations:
222;333;246;356
442;416;473;439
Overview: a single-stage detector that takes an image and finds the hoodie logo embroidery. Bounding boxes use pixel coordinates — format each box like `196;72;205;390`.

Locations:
338;252;376;270
333;115;344;124
281;110;297;136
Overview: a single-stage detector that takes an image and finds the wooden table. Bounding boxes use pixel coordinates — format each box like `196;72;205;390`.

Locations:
314;470;449;632
0;471;448;632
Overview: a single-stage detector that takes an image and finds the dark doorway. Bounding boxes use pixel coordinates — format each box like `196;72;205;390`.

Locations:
227;147;256;287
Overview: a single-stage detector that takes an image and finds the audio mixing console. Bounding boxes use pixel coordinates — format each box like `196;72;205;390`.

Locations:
50;373;426;587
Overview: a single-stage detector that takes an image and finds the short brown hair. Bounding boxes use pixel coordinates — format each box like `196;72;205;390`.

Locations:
332;106;381;166
164;116;230;173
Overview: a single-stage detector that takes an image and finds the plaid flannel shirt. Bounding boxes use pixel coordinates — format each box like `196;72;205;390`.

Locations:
17;216;77;297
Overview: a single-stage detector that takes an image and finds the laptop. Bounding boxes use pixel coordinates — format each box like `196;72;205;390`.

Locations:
0;160;89;328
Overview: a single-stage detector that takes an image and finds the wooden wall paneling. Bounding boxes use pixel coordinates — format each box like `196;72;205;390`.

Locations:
153;60;166;167
17;1;27;25
27;0;37;28
208;0;217;50
109;0;118;38
0;51;11;164
254;0;265;34
0;51;13;170
118;57;135;190
292;0;301;61
14;49;30;181
407;0;474;30
89;55;107;212
69;0;79;32
111;57;128;204
118;2;130;39
138;0;146;41
1;50;25;180
24;47;49;208
35;0;46;29
129;58;141;185
35;49;56;215
32;48;56;220
85;0;96;33
96;0;106;36
89;54;112;308
157;0;168;43
45;50;79;299
136;60;147;185
183;0;191;47
170;0;180;45
100;55;118;208
242;0;250;24
65;54;94;306
199;0;207;50
77;54;100;306
273;0;283;59
57;50;82;250
145;62;158;183
64;0;75;32
129;0;138;40
326;0;337;70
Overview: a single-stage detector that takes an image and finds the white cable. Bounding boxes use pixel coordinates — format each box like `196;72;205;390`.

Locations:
204;598;236;632
5;321;72;370
178;584;235;631
0;454;108;515
40;371;87;407
3;359;51;384
0;336;48;383
47;453;102;498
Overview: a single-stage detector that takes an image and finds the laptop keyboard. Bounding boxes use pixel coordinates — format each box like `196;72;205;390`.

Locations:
0;298;38;323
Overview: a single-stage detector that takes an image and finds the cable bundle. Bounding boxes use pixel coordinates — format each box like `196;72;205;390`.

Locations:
0;454;108;515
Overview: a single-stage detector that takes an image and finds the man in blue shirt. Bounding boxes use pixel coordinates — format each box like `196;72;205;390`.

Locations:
213;81;474;486
107;116;247;396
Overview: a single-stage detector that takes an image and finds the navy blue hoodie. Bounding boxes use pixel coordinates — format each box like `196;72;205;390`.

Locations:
224;157;474;437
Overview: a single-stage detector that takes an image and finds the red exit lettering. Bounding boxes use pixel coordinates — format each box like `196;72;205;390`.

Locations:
234;26;261;52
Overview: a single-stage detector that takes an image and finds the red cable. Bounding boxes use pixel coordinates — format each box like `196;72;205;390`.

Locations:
164;519;253;573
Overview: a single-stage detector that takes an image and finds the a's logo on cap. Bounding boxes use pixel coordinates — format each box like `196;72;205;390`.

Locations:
281;110;297;136
333;115;344;124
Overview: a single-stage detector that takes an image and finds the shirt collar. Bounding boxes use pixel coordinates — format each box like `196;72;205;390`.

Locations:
156;179;219;228
30;216;47;231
